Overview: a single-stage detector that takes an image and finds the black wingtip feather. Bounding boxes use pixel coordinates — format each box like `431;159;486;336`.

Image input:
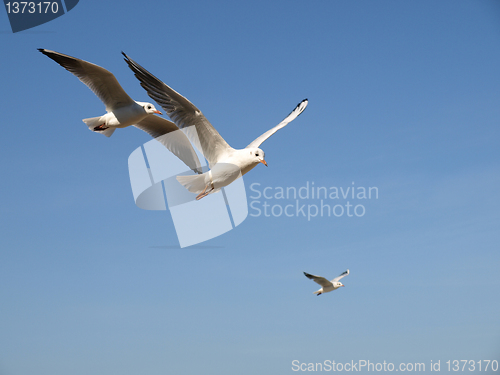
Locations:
122;53;163;86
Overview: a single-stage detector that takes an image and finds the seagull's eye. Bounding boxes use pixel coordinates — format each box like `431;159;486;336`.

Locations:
256;153;259;156
147;105;152;109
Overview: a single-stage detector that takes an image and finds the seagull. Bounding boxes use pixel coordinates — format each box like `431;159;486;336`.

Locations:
38;49;202;173
304;269;349;296
122;52;308;200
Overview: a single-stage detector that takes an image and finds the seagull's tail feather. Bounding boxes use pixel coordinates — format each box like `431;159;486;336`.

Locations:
176;174;207;194
82;117;116;137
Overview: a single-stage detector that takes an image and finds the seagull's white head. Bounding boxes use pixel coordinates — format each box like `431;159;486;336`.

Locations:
138;101;162;115
335;282;344;288
248;148;267;167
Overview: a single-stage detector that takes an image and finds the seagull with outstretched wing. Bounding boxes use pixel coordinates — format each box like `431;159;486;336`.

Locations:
304;269;349;296
38;49;202;173
122;52;308;200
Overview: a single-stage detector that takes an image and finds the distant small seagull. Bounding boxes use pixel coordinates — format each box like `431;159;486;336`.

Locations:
38;49;201;172
122;53;308;200
304;269;349;296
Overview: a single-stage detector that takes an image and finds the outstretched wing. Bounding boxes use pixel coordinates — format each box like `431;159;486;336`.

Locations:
304;272;333;288
135;116;202;174
246;99;308;149
38;49;135;111
332;269;350;283
122;52;232;168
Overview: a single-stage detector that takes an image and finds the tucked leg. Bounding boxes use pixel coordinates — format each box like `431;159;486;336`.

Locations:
196;184;211;200
93;124;109;131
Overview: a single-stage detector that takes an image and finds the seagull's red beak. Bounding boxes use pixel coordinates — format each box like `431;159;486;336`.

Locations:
260;159;268;167
154;110;162;115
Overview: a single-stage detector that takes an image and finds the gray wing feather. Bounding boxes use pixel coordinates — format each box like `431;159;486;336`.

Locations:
122;52;232;168
304;272;333;288
135;116;202;173
246;99;308;149
332;269;350;283
38;49;135;111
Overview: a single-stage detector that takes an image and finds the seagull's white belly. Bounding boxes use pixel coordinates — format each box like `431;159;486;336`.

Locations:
106;105;146;128
211;162;243;189
323;285;335;293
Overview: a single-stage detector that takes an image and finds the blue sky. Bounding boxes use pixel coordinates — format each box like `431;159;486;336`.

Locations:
1;1;499;374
